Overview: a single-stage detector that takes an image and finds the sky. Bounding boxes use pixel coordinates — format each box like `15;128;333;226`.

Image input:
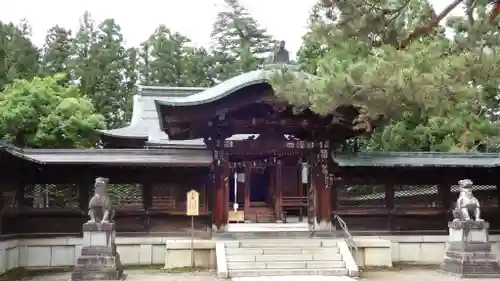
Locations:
0;0;462;57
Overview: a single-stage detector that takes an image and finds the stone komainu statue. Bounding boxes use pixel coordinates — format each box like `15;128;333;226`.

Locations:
88;177;114;223
453;179;482;222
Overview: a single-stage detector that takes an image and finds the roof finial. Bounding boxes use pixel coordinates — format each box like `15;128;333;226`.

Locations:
269;40;290;64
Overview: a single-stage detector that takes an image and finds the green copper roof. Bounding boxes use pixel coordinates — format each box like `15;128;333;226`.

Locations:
156;69;268;107
334;152;500;168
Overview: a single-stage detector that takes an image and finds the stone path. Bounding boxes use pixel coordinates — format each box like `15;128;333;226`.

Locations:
25;270;220;281
22;267;500;281
359;267;500;281
232;277;354;281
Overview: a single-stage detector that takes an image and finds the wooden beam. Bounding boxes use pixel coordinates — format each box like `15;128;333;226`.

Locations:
385;183;395;231
276;160;283;221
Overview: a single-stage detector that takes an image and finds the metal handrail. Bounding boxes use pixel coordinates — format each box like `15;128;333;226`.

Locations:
333;214;358;252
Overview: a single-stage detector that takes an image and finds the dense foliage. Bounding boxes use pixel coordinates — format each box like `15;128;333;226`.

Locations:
271;0;500;152
0;0;275;148
0;74;105;148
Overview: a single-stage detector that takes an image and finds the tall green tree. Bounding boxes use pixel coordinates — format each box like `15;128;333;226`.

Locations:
71;12;134;128
211;0;277;80
0;20;39;89
271;0;500;152
138;25;215;87
40;25;73;78
0;74;105;148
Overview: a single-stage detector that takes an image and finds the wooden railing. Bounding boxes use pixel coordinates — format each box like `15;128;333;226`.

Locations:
282;196;307;221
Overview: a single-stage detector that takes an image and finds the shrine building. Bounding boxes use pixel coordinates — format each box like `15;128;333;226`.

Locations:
0;62;499;238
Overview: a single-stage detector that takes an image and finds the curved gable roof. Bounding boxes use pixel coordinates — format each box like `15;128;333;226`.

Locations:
155;65;303;108
99;86;206;140
156;69;268;107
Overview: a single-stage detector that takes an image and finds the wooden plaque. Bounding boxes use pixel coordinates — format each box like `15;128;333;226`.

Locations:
186;189;199;216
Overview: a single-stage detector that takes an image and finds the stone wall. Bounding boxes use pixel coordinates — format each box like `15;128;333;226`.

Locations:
352;234;500;267
1;234;499;274
0;237;169;274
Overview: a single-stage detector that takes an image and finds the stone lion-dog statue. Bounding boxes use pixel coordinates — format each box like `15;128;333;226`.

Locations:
88;177;115;223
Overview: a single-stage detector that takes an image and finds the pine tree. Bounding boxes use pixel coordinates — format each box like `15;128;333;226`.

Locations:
41;25;73;79
0;20;39;89
138;25;215;87
211;0;277;80
271;0;500;152
71;12;133;128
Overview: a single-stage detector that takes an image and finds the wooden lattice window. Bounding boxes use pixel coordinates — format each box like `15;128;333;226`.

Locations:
21;184;79;209
337;184;386;209
107;184;143;210
394;185;441;209
450;184;498;208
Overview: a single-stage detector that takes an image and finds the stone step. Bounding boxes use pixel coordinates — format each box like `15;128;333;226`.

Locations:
73;264;121;272
228;268;348;277
77;256;118;265
71;269;123;281
227;261;345;270
238;239;335;248
227;253;343;262
226;247;339;256
214;231;317;239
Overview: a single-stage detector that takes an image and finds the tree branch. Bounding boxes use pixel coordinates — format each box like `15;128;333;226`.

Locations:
398;0;464;49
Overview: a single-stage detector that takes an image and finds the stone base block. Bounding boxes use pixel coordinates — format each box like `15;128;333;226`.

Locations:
71;269;124;281
441;244;500;278
71;254;123;281
71;222;123;280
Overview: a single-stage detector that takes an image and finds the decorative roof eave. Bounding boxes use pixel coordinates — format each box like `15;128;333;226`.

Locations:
139;85;208;97
98;127;148;140
155;69;268;108
1;145;212;166
333;152;500;168
154;65;306;108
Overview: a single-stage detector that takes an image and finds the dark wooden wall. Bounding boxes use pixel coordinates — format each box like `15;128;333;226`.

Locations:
0;160;212;238
334;166;500;234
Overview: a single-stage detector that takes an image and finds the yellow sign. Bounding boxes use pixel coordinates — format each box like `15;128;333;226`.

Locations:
186;189;199;216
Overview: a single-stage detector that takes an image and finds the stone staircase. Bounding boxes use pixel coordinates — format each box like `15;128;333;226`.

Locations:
245;207;275;223
220;239;352;278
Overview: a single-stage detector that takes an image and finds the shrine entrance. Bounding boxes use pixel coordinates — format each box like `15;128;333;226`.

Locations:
249;167;270;203
155;67;374;232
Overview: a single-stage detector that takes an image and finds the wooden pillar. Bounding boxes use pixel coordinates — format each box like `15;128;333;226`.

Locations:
140;174;153;231
298;163;303;221
205;169;213;213
269;166;275;205
497;183;500;214
319;175;332;226
439;184;451;211
0;186;3;235
142;182;152;211
223;159;230;226
312;167;330;229
244;165;250;217
275;160;283;220
78;174;92;212
15;181;24;211
331;176;338;213
385;183;394;231
438;183;451;228
312;168;322;221
213;165;226;230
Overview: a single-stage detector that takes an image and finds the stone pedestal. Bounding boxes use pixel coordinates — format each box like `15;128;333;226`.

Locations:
441;220;500;278
71;222;124;281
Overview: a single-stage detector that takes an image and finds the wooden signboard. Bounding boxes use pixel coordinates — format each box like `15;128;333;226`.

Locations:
186;189;199;268
186;189;199;216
